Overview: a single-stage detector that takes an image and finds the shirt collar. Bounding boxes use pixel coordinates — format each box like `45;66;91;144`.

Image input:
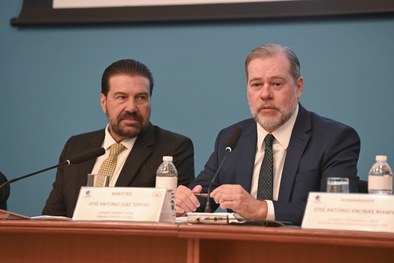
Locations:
103;124;136;150
256;104;299;151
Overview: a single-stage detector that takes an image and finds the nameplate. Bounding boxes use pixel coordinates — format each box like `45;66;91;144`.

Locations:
302;192;394;233
72;187;173;222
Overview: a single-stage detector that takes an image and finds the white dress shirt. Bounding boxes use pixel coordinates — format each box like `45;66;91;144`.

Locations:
250;105;299;220
90;124;136;187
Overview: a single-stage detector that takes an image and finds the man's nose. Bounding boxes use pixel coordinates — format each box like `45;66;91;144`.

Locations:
259;85;273;99
124;98;138;112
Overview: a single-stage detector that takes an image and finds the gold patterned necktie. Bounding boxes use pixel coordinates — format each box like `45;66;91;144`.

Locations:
96;143;126;186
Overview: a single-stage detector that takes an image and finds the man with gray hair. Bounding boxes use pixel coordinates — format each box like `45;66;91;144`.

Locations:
176;43;360;225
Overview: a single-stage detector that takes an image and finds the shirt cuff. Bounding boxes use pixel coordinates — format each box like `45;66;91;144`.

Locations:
265;200;275;221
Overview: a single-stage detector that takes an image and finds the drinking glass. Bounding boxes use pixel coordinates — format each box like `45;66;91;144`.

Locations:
87;174;110;187
326;177;349;193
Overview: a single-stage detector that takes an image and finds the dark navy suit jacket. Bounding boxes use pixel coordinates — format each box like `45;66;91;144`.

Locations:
0;171;10;210
43;123;195;218
190;104;360;225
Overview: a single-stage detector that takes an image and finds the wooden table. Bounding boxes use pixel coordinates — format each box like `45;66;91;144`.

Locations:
180;224;394;263
1;220;393;263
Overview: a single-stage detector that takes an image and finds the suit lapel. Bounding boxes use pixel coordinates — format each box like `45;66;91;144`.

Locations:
76;130;106;187
115;123;154;186
236;120;257;191
278;105;312;201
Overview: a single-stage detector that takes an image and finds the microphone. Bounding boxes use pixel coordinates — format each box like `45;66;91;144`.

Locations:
204;127;242;212
67;147;106;165
0;147;105;190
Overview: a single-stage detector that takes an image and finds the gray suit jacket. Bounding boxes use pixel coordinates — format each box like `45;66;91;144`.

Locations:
43;123;195;217
190;104;360;225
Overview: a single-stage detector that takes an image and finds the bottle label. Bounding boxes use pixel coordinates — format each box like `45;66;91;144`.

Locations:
155;176;177;190
368;175;393;191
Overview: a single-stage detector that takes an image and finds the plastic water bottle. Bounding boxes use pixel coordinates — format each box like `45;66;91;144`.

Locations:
155;156;178;220
368;155;393;195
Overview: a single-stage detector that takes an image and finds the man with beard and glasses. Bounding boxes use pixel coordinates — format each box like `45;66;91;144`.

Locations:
176;43;360;225
43;59;195;217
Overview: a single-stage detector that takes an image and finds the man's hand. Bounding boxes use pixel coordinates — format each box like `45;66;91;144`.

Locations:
210;184;268;220
175;185;202;216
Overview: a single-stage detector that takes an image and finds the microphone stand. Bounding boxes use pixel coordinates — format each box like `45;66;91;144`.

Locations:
0;161;69;190
204;147;231;212
203;127;242;213
0;147;105;191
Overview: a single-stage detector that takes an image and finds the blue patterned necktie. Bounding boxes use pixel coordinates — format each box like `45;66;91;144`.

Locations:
257;134;275;200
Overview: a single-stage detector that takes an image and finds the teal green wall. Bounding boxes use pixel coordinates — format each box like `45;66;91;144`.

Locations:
1;0;394;216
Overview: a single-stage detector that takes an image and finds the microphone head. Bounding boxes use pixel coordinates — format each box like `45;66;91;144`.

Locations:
68;147;106;164
225;127;242;152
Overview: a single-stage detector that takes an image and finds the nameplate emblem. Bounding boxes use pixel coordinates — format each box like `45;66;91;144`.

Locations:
72;187;173;222
302;192;394;233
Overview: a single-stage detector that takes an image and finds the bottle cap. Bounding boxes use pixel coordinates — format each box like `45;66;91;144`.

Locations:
375;155;387;162
163;156;173;162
